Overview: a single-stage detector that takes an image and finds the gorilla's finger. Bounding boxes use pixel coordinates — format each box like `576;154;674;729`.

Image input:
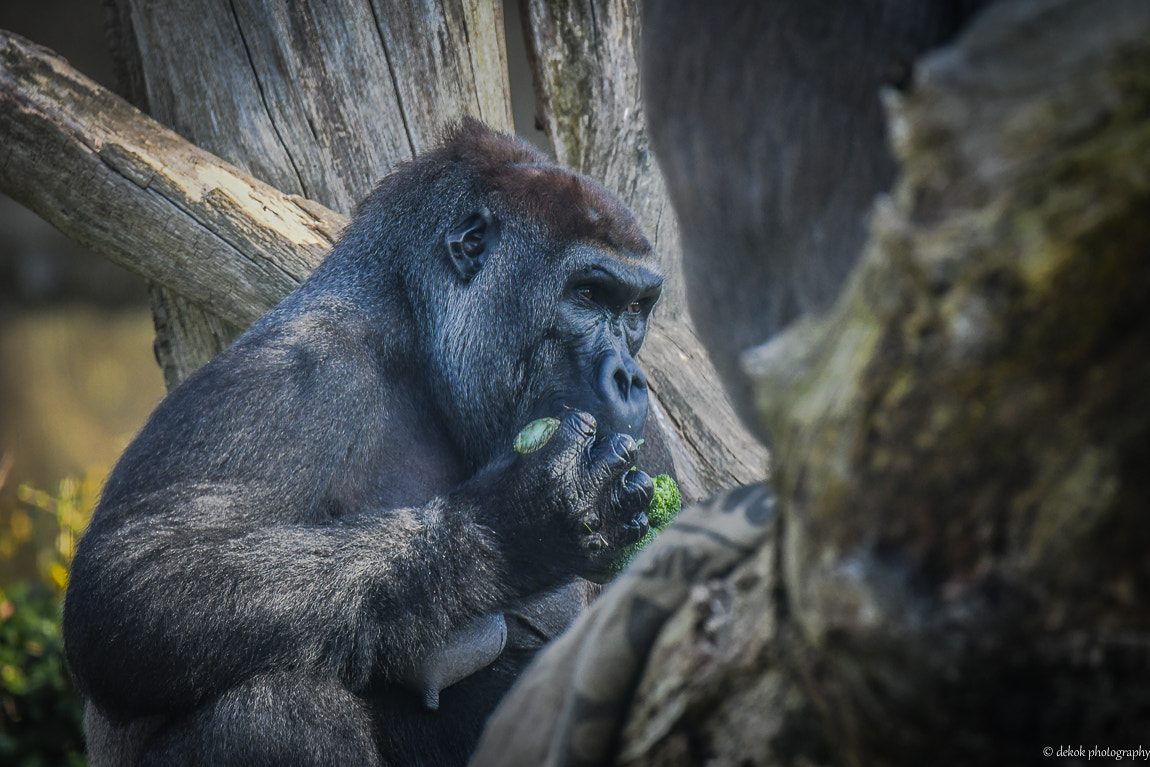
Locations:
529;410;598;478
617;466;654;516
587;432;639;488
559;410;599;446
594;468;652;551
617;510;650;547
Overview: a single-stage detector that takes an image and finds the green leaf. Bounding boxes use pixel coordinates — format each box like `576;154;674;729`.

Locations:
513;417;561;455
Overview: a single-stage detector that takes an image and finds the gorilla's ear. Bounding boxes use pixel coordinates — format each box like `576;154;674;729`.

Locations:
446;209;500;281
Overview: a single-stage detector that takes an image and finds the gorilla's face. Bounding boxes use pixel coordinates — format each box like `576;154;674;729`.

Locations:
434;212;662;470
543;244;662;439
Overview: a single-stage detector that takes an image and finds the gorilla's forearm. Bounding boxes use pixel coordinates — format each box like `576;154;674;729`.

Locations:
64;490;516;719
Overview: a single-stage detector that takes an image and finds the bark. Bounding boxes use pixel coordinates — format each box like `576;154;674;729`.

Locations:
520;0;768;498
0;30;343;329
621;1;1150;763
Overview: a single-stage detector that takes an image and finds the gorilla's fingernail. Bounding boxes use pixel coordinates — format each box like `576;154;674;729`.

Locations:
612;433;637;461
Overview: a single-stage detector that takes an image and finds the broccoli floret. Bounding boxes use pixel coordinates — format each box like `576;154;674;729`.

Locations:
647;474;682;529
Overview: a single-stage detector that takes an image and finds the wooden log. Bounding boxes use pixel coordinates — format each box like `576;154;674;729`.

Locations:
0;30;344;332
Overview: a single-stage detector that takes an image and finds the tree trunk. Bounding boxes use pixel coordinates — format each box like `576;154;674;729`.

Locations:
634;0;1150;761
742;2;1150;761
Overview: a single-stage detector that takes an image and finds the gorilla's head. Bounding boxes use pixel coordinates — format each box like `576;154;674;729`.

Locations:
328;119;663;469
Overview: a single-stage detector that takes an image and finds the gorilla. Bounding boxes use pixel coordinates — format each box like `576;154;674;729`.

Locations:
63;119;663;766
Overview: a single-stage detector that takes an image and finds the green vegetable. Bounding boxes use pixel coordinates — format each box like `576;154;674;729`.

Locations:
646;474;682;529
513;417;561;455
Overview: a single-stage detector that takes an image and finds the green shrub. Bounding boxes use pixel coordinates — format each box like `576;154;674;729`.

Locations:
0;473;95;766
0;583;85;767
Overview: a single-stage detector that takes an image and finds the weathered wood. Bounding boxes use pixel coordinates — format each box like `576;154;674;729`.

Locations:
620;1;1150;763
522;0;681;311
0;30;344;331
105;0;514;384
147;285;246;392
521;0;769;499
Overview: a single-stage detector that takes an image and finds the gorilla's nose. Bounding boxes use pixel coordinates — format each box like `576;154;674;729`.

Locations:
597;351;649;438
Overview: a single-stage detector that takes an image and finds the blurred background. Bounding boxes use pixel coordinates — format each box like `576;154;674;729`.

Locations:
1;2;161;762
0;2;546;763
0;0;163;589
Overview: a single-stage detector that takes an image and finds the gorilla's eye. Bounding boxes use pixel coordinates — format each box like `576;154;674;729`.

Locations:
576;286;596;302
626;301;643;315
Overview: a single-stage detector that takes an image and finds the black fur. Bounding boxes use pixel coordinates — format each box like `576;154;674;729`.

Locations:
64;119;662;766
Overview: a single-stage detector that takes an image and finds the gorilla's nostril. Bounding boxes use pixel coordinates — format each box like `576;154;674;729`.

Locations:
614;368;631;399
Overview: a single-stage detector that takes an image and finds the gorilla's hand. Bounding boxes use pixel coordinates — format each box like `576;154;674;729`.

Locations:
468;410;654;586
558;410;654;569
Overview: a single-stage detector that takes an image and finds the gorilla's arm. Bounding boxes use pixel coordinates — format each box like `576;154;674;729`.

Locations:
67;412;643;720
66;485;506;718
64;305;650;721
